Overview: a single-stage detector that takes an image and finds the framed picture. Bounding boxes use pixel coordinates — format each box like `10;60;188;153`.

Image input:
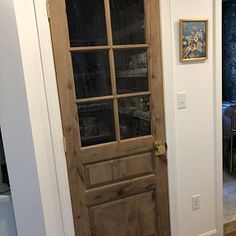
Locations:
180;19;208;62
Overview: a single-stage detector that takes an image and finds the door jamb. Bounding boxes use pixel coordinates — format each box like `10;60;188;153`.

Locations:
33;0;75;235
214;0;224;235
159;0;179;234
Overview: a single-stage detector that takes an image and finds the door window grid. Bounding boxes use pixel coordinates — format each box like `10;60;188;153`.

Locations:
68;0;152;146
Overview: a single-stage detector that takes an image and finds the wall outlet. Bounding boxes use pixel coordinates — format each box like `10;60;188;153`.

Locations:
192;194;200;211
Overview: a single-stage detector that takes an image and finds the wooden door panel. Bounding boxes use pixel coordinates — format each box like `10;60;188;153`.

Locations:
85;175;157;206
48;0;170;235
70;183;92;236
80;136;154;164
85;152;154;188
90;192;157;236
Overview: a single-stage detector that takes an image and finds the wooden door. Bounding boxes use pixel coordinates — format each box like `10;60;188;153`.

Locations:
48;0;170;235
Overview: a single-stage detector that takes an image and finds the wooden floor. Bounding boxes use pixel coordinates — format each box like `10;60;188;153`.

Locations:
225;221;236;236
225;232;236;236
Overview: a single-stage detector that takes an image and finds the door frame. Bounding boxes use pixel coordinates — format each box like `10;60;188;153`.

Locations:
158;0;179;234
31;0;224;236
32;0;75;235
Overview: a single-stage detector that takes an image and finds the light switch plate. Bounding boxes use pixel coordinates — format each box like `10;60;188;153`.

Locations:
177;92;187;109
192;194;200;211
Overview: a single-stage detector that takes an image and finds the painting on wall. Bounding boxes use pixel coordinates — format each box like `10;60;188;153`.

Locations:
180;19;208;62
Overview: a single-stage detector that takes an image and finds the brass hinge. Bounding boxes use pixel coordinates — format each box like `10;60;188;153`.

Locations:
46;0;50;21
63;136;67;153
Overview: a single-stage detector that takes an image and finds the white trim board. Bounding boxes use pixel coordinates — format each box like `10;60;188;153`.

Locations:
199;229;217;236
159;0;179;235
12;0;66;235
213;0;224;236
32;0;75;235
0;0;48;235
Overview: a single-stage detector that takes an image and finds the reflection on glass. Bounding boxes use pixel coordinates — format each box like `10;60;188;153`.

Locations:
65;0;107;46
72;51;112;99
114;49;149;94
118;96;151;139
110;0;146;45
78;101;115;147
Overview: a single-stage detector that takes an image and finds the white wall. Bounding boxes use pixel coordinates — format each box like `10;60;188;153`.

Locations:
0;0;47;235
171;0;216;234
160;0;221;235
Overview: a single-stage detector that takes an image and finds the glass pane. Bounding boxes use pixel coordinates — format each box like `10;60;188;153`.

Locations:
65;0;107;47
78;101;115;147
115;49;149;94
72;51;112;99
118;96;151;139
110;0;146;45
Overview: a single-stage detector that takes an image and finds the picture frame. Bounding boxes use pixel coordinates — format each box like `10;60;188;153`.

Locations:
180;19;208;62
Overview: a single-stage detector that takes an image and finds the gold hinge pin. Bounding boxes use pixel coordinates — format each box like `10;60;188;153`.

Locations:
46;0;51;21
63;136;67;153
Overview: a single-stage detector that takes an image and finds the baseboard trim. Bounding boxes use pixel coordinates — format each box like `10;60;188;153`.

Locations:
198;229;217;236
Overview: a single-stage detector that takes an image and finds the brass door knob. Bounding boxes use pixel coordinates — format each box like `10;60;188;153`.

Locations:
154;140;166;156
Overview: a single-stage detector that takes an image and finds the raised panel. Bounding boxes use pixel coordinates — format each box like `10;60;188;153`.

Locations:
80;136;154;164
85;152;153;187
86;161;113;186
90;192;157;236
85;175;157;206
